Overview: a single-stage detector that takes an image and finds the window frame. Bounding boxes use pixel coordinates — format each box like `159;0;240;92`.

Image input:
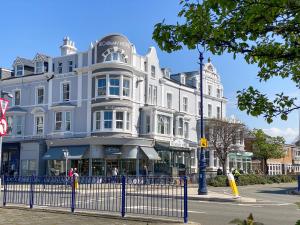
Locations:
208;104;212;118
109;75;120;96
61;82;70;102
97;77;107;97
104;111;113;129
55;112;63;131
68;60;73;72
178;118;183;136
58;62;63;74
94;111;101;131
115;111;124;129
65;111;71;131
151;65;156;77
35;61;44;74
14;89;21;106
36;86;45;105
16;65;24;76
183;97;188;112
123;78;130;97
167;93;172;109
184;122;189;139
34;114;44;135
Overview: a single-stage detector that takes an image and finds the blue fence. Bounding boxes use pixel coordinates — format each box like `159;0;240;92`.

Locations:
2;175;188;223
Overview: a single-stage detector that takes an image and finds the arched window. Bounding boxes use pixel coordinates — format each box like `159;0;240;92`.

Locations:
104;48;127;63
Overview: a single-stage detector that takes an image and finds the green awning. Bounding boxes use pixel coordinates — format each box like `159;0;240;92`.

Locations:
43;146;88;160
140;147;161;160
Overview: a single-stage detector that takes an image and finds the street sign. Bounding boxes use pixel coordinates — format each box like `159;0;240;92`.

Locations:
0;98;9;136
200;138;208;148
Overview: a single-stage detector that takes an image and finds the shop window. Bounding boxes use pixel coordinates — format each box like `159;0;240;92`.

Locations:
104;111;113;129
21;160;36;176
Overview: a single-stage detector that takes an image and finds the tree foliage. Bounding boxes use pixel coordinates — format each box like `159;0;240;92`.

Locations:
206;118;245;175
252;129;285;174
153;0;300;123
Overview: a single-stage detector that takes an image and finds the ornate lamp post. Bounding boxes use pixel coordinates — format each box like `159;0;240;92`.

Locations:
198;51;207;195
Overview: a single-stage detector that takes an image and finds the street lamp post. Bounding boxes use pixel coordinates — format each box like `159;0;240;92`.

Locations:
63;149;69;178
198;51;207;195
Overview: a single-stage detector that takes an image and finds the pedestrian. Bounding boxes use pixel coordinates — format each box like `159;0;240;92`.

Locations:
143;165;149;184
217;168;223;175
73;168;79;189
68;168;73;178
233;168;240;184
112;167;118;183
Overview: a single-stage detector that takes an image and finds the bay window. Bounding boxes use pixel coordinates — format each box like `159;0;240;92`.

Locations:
55;112;62;130
116;111;124;129
97;78;106;96
157;115;171;135
109;76;120;95
123;78;130;97
184;122;189;139
15;116;23;136
95;111;101;130
126;112;130;130
104;111;113;129
6;116;13;135
65;111;71;131
96;75;132;98
178;118;183;136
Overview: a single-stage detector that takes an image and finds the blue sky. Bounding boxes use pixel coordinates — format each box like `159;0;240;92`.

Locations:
1;0;299;143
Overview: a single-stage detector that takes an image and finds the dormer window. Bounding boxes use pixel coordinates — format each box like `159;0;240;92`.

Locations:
16;65;23;76
181;75;186;84
35;61;44;74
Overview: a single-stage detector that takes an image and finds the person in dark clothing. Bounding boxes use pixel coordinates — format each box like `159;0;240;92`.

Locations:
217;168;223;175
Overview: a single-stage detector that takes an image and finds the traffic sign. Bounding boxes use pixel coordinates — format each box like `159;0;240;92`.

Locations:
200;138;208;148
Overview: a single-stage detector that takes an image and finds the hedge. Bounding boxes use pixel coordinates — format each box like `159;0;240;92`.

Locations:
207;174;297;187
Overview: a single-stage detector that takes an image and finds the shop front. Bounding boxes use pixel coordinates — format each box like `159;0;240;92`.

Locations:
154;142;192;177
43;145;89;176
1;143;20;176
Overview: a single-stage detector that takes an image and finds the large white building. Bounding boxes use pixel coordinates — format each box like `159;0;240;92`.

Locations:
0;34;235;177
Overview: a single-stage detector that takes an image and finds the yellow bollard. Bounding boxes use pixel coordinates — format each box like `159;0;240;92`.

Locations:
227;173;240;198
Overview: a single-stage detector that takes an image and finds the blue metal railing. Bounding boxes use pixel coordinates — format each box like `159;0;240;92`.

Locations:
2;175;188;223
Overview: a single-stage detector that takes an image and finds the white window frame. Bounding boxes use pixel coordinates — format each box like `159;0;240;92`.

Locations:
109;75;120;96
34;114;44;135
217;106;221;119
55;112;63;131
123;77;130;97
16;65;24;76
6;115;13;135
103;111;113;129
35;61;44;74
65;111;71;131
104;48;127;63
68;60;73;72
58;62;63;74
183;97;188;112
115;111;124;130
15;115;23;136
208;104;212;118
217;88;221;98
181;75;186;84
153;86;157;105
208;85;212;96
178;117;183;136
167;92;172;109
61;82;70;102
36;86;45;105
14;89;21;106
96;76;107;97
184;122;189;139
157;115;171;135
151;65;156;77
93;111;101;131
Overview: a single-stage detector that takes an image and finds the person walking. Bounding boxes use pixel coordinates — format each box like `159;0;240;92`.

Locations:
112;167;118;183
73;168;79;189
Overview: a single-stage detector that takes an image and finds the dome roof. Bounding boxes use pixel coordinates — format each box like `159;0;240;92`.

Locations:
96;34;132;64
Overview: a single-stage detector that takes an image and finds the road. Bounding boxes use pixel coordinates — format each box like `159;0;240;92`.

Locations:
188;183;300;225
1;183;300;225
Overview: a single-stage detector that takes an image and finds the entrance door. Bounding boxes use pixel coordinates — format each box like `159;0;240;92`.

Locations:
106;160;119;176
